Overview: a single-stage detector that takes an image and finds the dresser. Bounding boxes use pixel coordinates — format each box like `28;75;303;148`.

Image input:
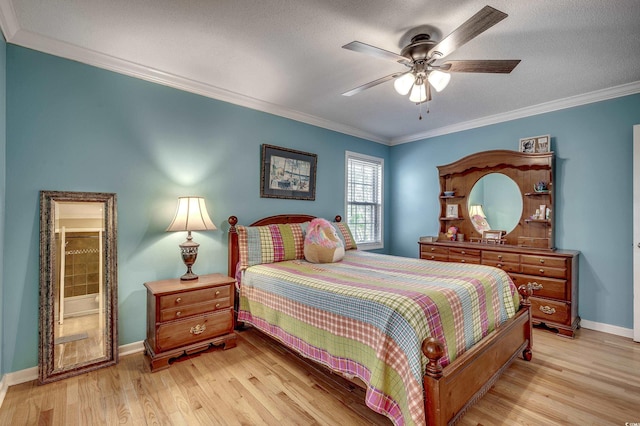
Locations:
420;241;580;337
144;273;237;371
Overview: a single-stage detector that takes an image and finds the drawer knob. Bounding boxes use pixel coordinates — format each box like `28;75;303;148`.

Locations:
175;297;182;304
461;250;466;255
539;259;545;264
461;259;465;263
215;303;221;308
539;269;545;274
539;305;556;315
190;324;206;335
176;311;182;317
431;247;435;252
498;255;503;260
497;263;503;268
215;290;220;296
430;255;435;259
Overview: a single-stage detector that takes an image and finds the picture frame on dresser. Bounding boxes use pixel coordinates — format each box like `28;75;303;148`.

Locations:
446;203;459;218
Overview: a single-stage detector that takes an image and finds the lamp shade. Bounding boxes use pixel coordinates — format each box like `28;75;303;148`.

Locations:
469;204;486;218
428;70;451;92
409;83;427;103
166;196;217;232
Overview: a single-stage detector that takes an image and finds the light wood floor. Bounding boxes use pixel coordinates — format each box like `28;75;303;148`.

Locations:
2;326;639;425
54;313;105;369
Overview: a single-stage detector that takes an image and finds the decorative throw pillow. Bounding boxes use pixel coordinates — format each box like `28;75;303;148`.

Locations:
333;221;357;250
304;218;345;263
237;222;307;271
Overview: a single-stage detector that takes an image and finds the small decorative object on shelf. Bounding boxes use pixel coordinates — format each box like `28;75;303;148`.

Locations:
445;204;459;218
534;181;548;192
443;190;455;197
446;226;458;241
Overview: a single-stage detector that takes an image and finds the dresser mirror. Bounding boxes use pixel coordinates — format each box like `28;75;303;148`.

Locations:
39;191;118;384
438;150;554;249
467;173;523;234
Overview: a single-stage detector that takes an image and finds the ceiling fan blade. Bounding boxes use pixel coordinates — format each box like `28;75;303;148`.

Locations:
342;41;412;65
342;72;407;96
428;6;508;59
439;59;521;73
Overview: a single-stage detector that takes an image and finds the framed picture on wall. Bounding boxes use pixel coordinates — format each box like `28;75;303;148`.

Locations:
519;135;551;153
260;144;317;200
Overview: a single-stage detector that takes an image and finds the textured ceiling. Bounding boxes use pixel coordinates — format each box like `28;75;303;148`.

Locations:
1;0;640;144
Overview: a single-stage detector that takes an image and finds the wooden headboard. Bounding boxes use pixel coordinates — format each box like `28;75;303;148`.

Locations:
227;214;342;278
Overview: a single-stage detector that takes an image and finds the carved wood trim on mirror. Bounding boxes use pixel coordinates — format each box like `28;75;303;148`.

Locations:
437;150;554;249
39;191;118;384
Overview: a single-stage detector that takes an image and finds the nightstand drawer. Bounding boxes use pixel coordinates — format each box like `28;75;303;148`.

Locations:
159;286;230;310
157;309;233;352
159;297;231;322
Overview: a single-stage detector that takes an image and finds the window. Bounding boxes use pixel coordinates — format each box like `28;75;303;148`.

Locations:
345;151;383;250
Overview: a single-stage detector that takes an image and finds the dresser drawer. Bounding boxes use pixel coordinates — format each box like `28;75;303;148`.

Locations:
510;274;567;300
449;248;480;264
482;250;520;264
482;260;520;273
159;286;230;310
160;297;231;322
531;297;570;325
156;309;233;352
521;254;567;269
421;245;449;255
521;264;567;279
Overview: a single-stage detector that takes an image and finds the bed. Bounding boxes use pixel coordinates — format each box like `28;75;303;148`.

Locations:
227;214;532;426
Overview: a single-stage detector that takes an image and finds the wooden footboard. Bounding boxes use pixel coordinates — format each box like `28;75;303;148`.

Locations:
422;304;532;425
227;214;533;426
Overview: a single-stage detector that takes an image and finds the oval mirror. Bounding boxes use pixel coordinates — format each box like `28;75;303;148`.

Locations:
467;173;522;235
39;191;118;384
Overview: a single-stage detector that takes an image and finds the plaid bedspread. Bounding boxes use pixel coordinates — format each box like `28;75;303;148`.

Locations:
238;250;520;426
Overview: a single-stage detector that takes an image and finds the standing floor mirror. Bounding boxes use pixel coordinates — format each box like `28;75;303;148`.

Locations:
39;191;118;384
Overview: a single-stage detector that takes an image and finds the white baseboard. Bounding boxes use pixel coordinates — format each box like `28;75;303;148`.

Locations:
580;319;634;339
0;340;145;408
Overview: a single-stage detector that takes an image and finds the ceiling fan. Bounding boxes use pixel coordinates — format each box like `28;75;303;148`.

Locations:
341;5;520;106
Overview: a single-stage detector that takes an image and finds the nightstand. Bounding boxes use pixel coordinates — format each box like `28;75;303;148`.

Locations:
143;273;237;371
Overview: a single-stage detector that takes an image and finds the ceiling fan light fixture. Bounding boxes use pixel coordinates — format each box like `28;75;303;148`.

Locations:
428;70;451;92
394;73;415;95
409;82;427;103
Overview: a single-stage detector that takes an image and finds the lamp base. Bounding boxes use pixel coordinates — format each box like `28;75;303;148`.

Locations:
179;236;200;281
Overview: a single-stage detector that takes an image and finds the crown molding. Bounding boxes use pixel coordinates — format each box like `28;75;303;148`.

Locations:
1;7;638;147
3;26;390;145
390;81;640;145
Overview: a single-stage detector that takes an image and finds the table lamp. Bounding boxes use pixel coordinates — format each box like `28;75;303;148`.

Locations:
166;196;217;281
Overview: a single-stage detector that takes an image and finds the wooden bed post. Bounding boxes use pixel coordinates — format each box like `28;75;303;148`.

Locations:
228;215;239;279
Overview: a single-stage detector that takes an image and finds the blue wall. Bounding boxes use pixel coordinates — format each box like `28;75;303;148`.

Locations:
389;94;640;330
3;45;390;373
2;43;639;375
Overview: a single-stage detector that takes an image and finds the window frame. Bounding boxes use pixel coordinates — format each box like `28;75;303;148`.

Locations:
344;151;384;250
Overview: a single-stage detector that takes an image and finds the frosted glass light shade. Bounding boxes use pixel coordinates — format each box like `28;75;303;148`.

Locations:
428;70;451;92
409;83;427;103
394;73;415;95
166;196;217;232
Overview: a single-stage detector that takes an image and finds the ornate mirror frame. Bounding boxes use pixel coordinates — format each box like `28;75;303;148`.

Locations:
39;191;118;384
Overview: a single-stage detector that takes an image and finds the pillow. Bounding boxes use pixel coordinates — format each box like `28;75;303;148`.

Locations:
304;218;345;263
237;222;307;271
332;221;357;250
